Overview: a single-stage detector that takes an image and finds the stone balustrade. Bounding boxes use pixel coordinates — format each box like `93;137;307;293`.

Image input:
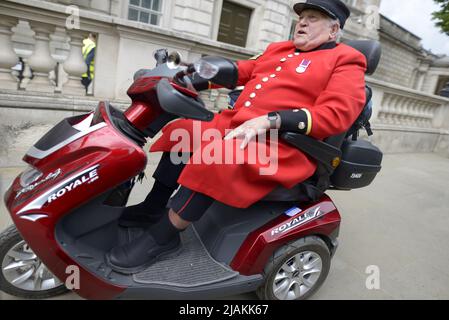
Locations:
378;92;439;128
367;77;449;156
374;87;444;129
0;0;253;102
368;78;449;127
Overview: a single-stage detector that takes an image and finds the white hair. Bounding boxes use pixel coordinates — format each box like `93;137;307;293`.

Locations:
328;17;343;41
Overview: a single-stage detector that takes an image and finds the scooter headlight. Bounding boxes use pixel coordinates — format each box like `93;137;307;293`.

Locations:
20;166;43;188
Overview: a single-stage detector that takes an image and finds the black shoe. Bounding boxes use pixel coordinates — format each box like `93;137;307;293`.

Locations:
118;204;165;228
105;232;181;274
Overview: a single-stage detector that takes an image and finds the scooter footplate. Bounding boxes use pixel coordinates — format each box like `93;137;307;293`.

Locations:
133;226;238;287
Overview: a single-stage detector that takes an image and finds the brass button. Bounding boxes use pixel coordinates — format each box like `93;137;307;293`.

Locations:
288;54;293;58
270;74;276;78
245;101;251;107
280;58;287;62
276;67;282;72
295;52;300;56
256;84;262;90
262;77;269;82
298;122;306;130
250;93;256;98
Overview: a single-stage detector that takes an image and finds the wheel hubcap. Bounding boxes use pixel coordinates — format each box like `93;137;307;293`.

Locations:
272;251;323;300
2;240;63;291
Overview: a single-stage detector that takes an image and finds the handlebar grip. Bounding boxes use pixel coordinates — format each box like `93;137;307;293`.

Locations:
190;74;210;91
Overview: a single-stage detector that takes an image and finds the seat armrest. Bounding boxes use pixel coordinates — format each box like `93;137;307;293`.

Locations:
281;132;342;174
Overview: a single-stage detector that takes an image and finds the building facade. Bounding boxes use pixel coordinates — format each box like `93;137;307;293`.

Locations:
0;0;449;167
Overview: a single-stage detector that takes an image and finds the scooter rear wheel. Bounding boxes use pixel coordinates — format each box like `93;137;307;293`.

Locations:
256;236;331;300
0;225;68;299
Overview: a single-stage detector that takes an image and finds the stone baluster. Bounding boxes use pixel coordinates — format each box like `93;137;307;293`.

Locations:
422;104;429;128
385;94;395;124
409;101;417;127
215;88;230;111
425;104;432;127
62;30;86;96
417;104;425;127
50;27;70;93
19;59;33;90
0;16;19;90
405;101;411;126
399;97;406;124
27;21;57;93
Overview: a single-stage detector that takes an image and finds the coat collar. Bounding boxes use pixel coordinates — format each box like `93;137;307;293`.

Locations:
294;41;337;53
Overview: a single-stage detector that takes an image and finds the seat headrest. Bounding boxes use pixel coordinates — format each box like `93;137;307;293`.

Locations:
344;40;382;75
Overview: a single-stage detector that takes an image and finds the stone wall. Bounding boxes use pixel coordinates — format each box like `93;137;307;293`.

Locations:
171;0;215;39
257;0;292;51
169;0;293;52
370;16;424;89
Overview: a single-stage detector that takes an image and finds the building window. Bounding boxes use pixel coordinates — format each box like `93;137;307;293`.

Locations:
289;20;297;40
128;0;162;26
435;76;449;96
218;1;252;47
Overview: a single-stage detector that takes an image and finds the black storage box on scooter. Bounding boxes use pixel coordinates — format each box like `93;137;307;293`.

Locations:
331;139;383;190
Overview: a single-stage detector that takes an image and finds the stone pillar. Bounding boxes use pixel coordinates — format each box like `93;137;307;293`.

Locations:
63;30;87;96
416;72;426;91
11;20;35;91
0;16;19;90
27;22;57;93
93;32;119;99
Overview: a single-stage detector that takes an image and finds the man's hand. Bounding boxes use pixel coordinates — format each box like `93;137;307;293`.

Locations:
224;116;273;150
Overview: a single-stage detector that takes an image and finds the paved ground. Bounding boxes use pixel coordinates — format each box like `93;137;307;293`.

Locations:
1;152;449;300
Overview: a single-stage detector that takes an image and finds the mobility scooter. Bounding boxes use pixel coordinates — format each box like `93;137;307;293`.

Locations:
1;40;382;300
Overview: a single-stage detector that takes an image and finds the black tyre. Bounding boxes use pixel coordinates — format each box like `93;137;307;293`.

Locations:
256;236;331;300
0;225;68;299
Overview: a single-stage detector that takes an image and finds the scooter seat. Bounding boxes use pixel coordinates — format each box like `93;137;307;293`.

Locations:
262;180;320;203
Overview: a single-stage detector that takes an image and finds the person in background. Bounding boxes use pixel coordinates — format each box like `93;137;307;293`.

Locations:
81;33;96;94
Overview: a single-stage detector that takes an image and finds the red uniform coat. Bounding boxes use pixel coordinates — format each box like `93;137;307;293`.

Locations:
150;41;367;208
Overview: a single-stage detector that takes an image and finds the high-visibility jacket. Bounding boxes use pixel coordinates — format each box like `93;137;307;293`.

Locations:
82;38;96;79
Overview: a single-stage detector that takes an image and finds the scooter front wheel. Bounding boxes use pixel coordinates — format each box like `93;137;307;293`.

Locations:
0;225;68;299
256;236;331;300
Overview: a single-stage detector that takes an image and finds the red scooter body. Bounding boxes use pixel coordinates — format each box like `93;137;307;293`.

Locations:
4;101;147;299
3;71;341;300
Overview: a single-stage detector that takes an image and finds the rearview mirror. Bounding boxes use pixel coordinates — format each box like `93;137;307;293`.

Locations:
167;51;182;69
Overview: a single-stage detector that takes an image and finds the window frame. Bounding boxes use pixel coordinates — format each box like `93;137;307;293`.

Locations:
212;0;259;48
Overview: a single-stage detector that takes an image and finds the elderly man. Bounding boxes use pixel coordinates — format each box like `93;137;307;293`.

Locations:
106;0;367;274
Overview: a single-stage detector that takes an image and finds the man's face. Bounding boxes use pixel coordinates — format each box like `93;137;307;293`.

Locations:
293;9;335;51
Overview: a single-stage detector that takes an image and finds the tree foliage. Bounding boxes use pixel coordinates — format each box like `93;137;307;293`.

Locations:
433;0;449;35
